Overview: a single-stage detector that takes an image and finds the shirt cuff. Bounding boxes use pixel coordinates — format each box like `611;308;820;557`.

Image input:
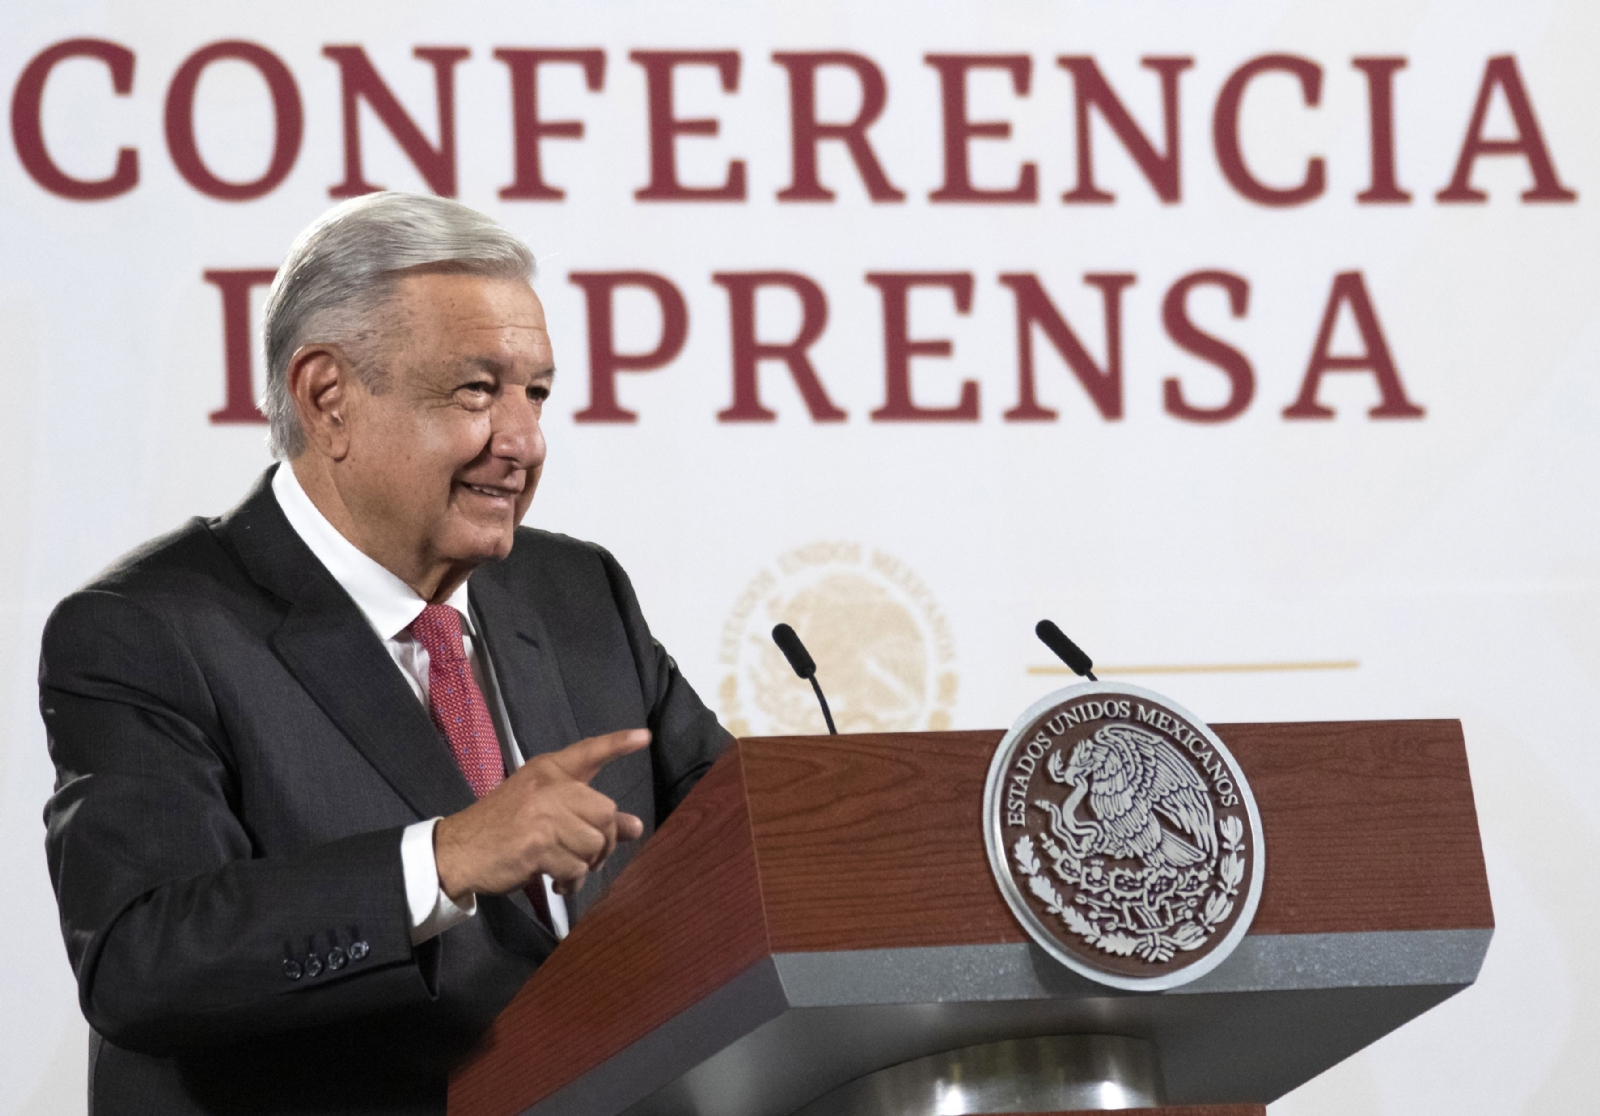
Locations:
401;818;477;945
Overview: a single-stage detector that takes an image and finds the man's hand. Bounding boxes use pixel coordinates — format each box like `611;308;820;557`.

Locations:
433;728;650;901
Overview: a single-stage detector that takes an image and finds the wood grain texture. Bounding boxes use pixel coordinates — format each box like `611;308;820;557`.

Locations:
743;731;1025;952
1217;720;1493;934
743;720;1491;952
448;749;768;1116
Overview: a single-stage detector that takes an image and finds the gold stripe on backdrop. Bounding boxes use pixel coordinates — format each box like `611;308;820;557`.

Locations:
1026;660;1360;676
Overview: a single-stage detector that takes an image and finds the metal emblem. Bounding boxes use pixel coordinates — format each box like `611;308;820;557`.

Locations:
983;682;1265;990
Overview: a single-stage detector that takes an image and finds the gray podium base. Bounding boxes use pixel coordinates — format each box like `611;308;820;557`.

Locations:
792;1035;1163;1115
517;929;1489;1116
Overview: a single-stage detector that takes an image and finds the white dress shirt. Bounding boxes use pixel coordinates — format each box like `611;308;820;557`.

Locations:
271;464;569;945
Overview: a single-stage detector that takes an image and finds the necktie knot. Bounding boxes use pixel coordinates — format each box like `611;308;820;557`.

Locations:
409;603;466;665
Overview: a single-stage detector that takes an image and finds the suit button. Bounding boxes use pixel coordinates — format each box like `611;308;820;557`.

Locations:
326;947;347;971
304;954;323;978
348;940;370;961
283;959;303;981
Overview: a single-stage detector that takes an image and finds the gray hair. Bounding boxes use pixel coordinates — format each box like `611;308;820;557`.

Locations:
261;192;535;458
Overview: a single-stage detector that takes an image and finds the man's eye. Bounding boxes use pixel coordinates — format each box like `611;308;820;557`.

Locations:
528;384;550;402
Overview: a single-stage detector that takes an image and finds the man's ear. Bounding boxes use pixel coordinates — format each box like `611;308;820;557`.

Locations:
288;346;354;460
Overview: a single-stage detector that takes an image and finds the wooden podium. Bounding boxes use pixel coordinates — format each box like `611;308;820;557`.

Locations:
448;721;1491;1116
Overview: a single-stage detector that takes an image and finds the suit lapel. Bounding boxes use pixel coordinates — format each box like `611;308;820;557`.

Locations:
471;564;618;928
272;584;477;822
468;571;581;762
217;468;476;822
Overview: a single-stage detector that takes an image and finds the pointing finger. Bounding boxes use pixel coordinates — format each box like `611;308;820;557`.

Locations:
550;729;651;784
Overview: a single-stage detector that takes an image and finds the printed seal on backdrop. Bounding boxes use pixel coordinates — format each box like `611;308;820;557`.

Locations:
717;541;957;737
983;681;1264;991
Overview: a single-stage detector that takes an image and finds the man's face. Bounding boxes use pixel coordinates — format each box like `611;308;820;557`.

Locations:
335;272;553;579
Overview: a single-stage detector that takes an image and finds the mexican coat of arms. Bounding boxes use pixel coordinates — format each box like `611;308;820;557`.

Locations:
983;682;1265;990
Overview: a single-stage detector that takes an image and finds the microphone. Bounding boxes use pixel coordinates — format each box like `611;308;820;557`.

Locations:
771;623;838;735
1036;620;1097;682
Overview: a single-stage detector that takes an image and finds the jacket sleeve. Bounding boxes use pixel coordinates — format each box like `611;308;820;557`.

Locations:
593;548;734;817
39;589;438;1057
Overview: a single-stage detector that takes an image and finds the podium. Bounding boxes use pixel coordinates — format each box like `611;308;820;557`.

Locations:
449;721;1491;1116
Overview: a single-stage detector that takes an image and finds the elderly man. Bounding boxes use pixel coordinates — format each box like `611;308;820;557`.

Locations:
40;193;731;1114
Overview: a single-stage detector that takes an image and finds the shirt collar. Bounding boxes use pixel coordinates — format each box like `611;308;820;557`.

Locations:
271;463;475;642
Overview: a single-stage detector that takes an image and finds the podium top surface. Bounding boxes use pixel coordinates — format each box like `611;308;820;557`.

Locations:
451;719;1491;1116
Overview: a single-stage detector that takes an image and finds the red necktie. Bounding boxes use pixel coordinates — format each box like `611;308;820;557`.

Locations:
408;603;553;927
409;604;504;798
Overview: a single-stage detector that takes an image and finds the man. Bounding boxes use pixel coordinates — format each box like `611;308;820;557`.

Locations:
39;193;731;1114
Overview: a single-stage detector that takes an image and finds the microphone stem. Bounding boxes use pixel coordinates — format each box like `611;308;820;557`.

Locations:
810;676;838;735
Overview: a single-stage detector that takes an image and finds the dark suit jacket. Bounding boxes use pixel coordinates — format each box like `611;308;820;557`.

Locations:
39;467;731;1115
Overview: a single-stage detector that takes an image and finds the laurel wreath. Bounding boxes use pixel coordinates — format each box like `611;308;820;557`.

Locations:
1013;813;1246;964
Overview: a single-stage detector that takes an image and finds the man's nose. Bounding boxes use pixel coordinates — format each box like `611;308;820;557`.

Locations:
490;392;545;467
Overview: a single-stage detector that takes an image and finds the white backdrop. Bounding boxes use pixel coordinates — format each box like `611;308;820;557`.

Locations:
3;1;1598;1112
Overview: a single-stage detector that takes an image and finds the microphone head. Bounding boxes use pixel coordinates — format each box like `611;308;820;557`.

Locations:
1036;619;1094;677
771;623;817;680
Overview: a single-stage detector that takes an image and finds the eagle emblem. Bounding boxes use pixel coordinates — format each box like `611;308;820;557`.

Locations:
1038;724;1217;874
984;683;1264;991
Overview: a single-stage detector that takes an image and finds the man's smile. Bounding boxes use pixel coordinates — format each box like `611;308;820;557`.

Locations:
458;479;523;501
